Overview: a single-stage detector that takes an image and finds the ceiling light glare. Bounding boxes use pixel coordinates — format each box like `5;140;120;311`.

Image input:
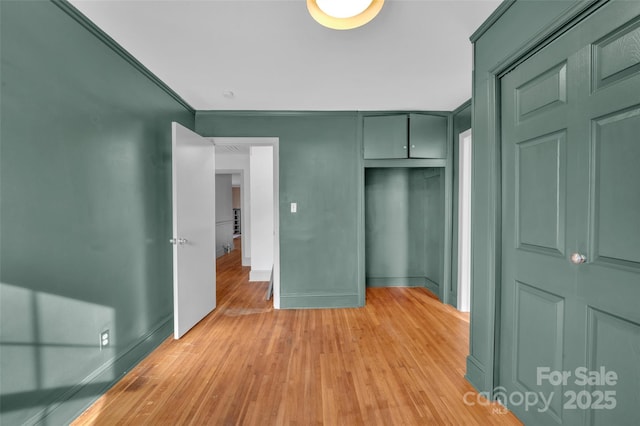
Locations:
307;0;384;30
316;0;373;19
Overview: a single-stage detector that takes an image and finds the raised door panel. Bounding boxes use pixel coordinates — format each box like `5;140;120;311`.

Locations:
591;106;640;267
513;282;565;421
363;115;407;159
516;62;567;121
592;16;640;91
586;308;640;426
515;131;566;256
409;114;447;159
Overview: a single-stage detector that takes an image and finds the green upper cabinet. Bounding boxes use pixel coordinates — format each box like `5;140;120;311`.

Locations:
363;114;408;159
363;113;447;159
409;113;447;159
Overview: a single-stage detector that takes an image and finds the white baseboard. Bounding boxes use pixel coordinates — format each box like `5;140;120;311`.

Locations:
242;257;251;267
249;269;271;282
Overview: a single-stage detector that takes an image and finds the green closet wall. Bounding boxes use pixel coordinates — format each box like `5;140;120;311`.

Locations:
366;169;420;285
423;169;444;292
0;2;194;424
195;112;362;308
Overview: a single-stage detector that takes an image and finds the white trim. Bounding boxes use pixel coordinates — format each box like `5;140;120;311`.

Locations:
457;129;472;312
249;269;272;282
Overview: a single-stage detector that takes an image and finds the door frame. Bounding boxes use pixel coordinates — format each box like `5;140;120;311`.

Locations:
212;137;281;309
475;0;607;397
457;129;472;312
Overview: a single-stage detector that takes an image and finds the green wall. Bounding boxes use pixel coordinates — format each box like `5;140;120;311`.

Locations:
467;0;587;394
196;112;362;308
365;168;424;285
0;1;194;424
423;168;444;293
450;101;471;307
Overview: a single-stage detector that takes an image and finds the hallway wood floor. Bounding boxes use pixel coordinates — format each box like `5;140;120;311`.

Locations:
73;242;521;425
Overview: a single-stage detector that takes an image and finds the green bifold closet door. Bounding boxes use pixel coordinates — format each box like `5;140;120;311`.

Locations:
498;2;640;425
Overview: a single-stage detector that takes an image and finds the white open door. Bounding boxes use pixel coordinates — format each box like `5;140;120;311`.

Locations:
171;122;216;339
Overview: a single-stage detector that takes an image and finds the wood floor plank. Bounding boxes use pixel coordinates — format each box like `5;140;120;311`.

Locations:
73;242;521;425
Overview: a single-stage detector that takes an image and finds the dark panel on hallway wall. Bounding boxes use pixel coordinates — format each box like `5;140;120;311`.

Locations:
450;101;471;308
196;112;360;308
0;2;194;425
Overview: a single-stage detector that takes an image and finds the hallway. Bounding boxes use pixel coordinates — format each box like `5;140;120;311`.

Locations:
73;244;520;425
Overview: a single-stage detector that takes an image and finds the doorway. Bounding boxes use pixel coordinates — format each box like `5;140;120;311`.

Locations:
213;137;281;308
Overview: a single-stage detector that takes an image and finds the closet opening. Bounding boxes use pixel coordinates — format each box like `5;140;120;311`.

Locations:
364;167;445;299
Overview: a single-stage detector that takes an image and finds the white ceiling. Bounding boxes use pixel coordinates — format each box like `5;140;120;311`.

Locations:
69;0;500;111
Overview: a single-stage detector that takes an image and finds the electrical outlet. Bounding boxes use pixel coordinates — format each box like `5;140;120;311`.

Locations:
100;329;110;350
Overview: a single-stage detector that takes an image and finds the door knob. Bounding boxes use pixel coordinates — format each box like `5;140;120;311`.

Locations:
178;238;188;245
570;253;587;264
170;238;188;245
169;238;177;245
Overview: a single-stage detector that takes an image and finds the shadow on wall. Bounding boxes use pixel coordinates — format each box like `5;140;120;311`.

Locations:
0;283;115;424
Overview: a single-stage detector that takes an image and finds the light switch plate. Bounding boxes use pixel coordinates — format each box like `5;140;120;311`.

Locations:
291;202;297;213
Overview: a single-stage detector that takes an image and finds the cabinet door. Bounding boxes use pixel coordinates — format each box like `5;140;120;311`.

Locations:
363;114;408;159
409;114;447;158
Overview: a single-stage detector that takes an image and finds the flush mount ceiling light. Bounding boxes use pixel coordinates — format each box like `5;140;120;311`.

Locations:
307;0;384;30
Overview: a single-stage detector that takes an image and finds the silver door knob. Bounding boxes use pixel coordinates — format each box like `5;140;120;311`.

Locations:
177;238;188;245
570;253;587;264
169;238;177;245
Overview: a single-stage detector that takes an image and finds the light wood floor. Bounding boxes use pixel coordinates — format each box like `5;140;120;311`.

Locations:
73;242;521;425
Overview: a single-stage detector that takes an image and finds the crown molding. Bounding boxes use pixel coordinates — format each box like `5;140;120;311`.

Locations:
51;0;195;114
